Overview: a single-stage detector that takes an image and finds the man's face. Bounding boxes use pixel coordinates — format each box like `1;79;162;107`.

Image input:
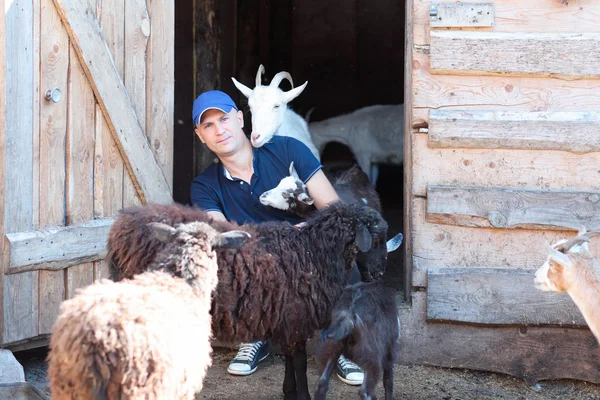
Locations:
195;108;246;157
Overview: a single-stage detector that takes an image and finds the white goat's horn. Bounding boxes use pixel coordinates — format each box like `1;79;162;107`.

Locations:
255;64;265;87
556;236;591;252
270;71;294;89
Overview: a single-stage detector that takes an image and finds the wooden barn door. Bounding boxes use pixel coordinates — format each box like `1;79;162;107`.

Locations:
2;0;173;347
400;0;600;383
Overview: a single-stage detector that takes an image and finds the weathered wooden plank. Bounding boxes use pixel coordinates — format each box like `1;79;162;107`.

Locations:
0;0;6;344
94;0;124;219
413;54;600;113
39;0;70;334
429;2;494;28
4;0;38;344
428;110;600;154
146;0;174;190
427;268;586;326
65;44;96;298
6;218;115;274
52;0;172;204
123;0;150;208
427;185;600;231
400;291;600;384
411;198;600;272
412;134;600;197
403;0;414;301
430;31;600;79
414;0;600;43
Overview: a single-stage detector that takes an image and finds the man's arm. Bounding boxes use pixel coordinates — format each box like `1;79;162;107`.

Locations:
305;169;341;210
207;211;227;222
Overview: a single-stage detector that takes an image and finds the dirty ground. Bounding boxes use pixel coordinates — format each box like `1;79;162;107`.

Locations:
17;345;600;399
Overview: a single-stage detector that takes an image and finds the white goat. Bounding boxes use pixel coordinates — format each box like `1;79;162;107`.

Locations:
309;104;404;183
231;65;320;160
534;230;600;343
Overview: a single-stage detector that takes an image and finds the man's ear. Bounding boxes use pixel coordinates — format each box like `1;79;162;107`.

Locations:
194;127;206;144
237;110;245;128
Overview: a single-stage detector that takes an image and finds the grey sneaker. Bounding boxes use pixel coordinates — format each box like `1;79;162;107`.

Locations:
335;355;364;385
227;341;269;376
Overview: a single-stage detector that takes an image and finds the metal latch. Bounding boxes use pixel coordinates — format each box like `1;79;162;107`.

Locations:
430;2;494;28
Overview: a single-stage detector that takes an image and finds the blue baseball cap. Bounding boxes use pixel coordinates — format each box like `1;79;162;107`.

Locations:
192;90;238;125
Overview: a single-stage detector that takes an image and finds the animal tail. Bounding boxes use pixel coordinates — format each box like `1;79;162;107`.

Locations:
326;310;356;341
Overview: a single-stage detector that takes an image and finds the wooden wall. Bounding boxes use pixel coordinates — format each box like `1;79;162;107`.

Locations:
2;0;173;347
401;0;600;383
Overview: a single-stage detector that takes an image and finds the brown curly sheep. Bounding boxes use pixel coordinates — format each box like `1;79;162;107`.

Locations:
107;202;392;400
47;222;249;400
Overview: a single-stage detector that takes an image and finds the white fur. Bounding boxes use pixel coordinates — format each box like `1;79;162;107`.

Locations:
259;176;298;210
232;66;320;160
309;104;404;182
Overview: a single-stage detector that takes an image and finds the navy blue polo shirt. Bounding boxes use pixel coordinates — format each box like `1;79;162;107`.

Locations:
191;136;322;225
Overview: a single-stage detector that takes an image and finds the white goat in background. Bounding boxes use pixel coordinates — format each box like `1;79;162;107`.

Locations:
309;104;404;183
534;230;600;343
232;65;320;160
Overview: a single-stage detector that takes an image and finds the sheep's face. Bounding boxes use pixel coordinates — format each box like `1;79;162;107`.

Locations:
353;212;391;282
259;162;314;212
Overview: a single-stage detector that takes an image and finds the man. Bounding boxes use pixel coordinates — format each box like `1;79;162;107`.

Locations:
190;90;364;385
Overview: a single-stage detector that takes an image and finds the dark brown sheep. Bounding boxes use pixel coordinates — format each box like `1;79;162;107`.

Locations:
107;202;391;400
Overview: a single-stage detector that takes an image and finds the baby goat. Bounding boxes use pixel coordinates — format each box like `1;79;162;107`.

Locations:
534;230;600;343
314;281;400;400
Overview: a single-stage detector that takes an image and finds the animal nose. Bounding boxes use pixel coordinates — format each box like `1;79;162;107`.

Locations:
252;133;261;142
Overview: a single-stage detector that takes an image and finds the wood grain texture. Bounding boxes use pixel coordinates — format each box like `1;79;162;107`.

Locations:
426;185;600;231
146;0;174;190
430;31;600;79
411;198;600;275
412;133;600;197
39;0;69;335
123;0;149;208
426;268;586;326
400;291;600;384
66;45;96;297
52;0;172;204
6;218;115;274
429;2;494;28
412;52;600;112
403;0;414;300
428;110;600;153
0;0;6;344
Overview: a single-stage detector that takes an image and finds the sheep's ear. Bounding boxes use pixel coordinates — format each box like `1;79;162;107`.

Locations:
283;81;308;103
298;192;314;205
214;231;251;249
355;223;372;253
147;222;177;243
231;77;253;99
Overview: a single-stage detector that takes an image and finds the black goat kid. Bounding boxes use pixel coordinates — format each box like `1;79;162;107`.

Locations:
314;282;400;400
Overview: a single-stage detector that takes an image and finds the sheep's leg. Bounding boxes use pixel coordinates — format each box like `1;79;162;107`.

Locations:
383;363;394;400
283;355;297;400
292;344;311;400
355;153;373;183
359;366;382;400
313;357;338;400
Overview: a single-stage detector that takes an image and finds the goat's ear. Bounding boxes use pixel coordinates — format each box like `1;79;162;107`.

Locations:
289;161;295;177
147;222;177;243
387;232;403;253
283;81;308;103
549;248;573;268
298;192;314;205
355;223;372;253
231;77;253;99
214;231;251;249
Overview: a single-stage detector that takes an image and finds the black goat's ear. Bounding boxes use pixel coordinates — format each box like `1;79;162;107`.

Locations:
214;231;251;249
355;223;372;253
147;222;177;243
